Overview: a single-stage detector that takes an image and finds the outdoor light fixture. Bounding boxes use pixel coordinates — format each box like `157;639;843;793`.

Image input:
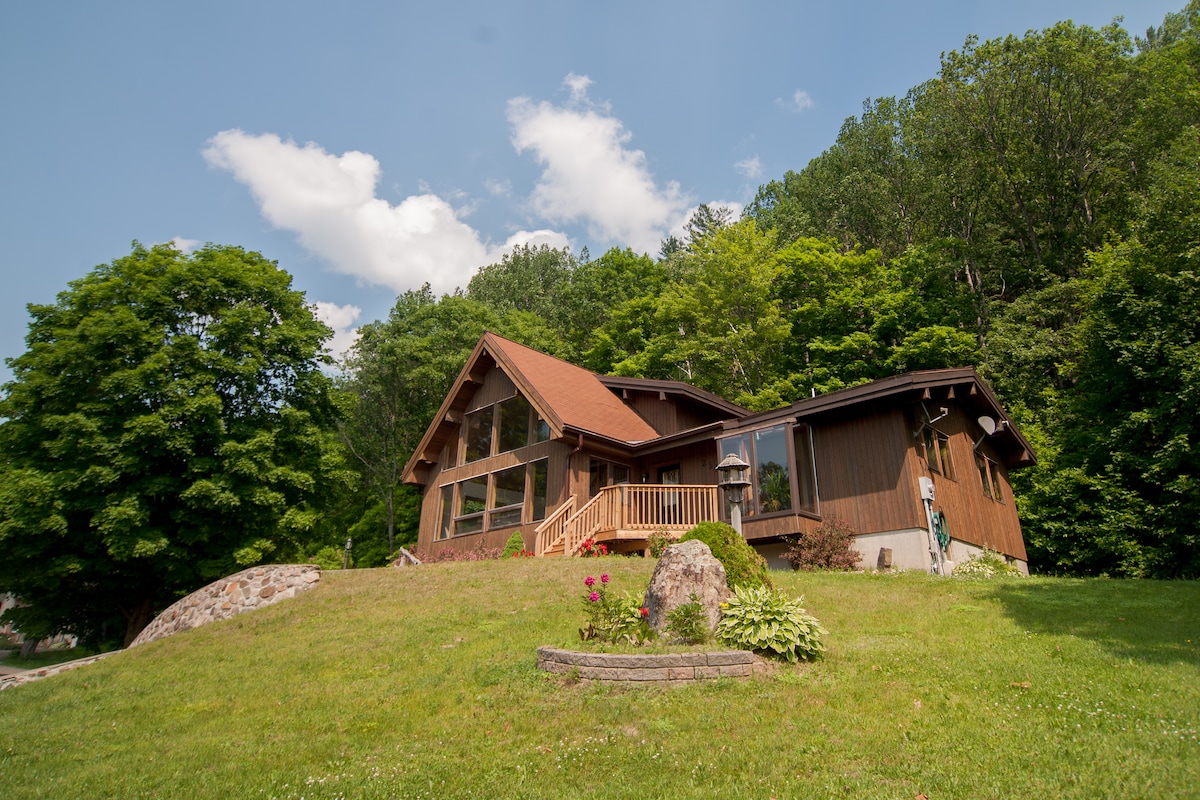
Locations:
716;453;752;535
343;537;353;570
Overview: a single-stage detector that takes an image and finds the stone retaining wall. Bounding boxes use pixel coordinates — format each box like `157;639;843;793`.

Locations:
537;646;764;684
0;652;118;691
129;564;321;648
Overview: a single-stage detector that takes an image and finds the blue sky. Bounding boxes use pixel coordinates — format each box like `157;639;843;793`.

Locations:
0;1;1182;379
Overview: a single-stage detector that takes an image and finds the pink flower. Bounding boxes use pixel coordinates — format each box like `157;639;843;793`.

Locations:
640;607;649;618
600;574;609;584
584;576;596;587
589;591;600;602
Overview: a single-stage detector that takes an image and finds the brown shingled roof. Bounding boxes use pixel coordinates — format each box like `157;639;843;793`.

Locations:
485;333;660;444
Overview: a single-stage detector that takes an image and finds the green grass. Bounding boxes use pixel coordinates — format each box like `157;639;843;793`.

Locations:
0;644;99;671
1;559;1197;799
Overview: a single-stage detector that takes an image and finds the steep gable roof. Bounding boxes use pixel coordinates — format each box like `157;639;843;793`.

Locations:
401;333;664;485
488;334;660;444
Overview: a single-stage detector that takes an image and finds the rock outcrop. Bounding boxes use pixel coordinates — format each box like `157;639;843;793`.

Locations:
643;540;731;634
129;564;321;648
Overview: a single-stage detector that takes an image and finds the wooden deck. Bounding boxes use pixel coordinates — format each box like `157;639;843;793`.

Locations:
535;484;720;557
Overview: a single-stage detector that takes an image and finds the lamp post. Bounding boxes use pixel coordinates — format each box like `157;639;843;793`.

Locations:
716;453;752;536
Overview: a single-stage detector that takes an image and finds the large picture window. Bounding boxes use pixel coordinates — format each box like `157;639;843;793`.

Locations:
720;423;818;518
792;424;818;515
490;465;526;527
464;407;494;463
497;395;532;453
439;458;551;538
456;475;487;533
462;393;550;462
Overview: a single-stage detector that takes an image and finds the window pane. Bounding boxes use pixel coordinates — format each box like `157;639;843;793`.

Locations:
438;485;453;540
755;425;792;513
938;435;954;480
457;515;483;534
718;433;753;518
612;465;630;485
589;460;605;497
497;396;531;453
489;507;522;527
533;416;550;443
792;425;818;514
989;460;1004;503
459;475;487;516
464;407;494;462
719;433;751;462
493;465;526;509
923;427;939;472
976;454;992;499
531;460;548;521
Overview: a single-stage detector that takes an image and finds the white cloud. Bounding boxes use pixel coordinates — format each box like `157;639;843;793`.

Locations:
735;157;763;181
484;178;512;197
311;301;362;362
170;237;201;253
778;89;815;113
203;130;551;295
507;75;692;255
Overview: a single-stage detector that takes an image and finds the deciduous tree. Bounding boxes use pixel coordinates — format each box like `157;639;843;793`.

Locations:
0;243;341;646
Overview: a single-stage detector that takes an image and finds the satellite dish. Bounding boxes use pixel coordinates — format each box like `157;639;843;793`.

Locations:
977;415;997;436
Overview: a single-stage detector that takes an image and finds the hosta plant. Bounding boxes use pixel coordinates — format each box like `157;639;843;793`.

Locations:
953;546;1024;579
717;585;827;663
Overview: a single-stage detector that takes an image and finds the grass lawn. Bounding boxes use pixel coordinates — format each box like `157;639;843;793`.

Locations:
0;558;1197;799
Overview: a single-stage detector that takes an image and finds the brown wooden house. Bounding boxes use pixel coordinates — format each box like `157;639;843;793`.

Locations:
401;333;1036;573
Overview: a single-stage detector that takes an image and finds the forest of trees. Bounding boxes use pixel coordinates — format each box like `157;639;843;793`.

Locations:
3;4;1198;647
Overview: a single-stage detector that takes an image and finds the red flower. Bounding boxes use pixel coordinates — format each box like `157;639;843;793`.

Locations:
640;607;649;617
600;573;609;584
584;576;596;587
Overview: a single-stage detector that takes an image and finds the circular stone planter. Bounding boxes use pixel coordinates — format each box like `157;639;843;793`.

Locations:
537;646;766;685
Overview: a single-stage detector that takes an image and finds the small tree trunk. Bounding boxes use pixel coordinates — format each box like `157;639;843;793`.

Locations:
122;597;154;648
386;491;395;559
20;638;39;659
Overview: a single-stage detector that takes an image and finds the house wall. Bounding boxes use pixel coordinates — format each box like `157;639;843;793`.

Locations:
737;403;1027;562
416;366;573;556
911;405;1028;561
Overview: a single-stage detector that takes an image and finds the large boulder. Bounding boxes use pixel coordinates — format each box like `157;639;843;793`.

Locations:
643;539;731;634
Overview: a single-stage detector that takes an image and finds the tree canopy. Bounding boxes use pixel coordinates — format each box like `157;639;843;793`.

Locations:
0;243;343;646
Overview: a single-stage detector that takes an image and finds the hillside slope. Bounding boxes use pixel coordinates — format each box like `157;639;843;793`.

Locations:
1;559;1197;799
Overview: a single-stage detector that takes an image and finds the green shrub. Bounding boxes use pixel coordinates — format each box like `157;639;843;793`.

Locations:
680;521;772;590
501;530;526;558
784;517;861;571
717;585;827;663
953;546;1024;579
665;592;710;645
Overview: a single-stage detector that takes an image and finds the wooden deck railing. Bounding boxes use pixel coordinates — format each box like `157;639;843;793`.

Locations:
539;484;720;557
534;495;576;556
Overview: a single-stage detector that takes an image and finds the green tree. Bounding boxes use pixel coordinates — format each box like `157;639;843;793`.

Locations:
1027;131;1200;577
0;243;341;646
338;288;498;558
465;244;575;334
612;220;790;402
